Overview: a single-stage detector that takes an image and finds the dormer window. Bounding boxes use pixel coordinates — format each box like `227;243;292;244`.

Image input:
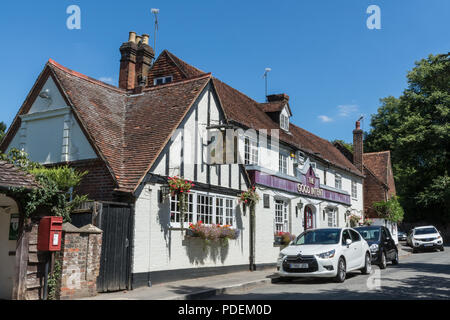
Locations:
280;114;289;131
154;76;173;86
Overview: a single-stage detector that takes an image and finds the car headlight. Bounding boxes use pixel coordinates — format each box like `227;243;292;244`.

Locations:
370;244;379;252
316;249;335;259
278;253;286;260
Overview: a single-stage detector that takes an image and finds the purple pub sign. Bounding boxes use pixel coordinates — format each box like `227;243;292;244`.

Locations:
247;166;351;206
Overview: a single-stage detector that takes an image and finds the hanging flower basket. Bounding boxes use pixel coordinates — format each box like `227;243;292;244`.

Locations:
274;232;296;245
349;214;361;227
167;176;195;232
239;186;260;213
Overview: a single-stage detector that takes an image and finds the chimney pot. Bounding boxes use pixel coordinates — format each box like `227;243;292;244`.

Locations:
355;121;361;130
128;31;136;43
136;35;142;45
142;34;150;45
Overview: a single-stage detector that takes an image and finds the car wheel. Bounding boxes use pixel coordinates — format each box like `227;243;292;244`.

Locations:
361;252;372;275
379;251;387;269
440;246;445;252
334;258;346;283
391;250;399;265
413;248;418;254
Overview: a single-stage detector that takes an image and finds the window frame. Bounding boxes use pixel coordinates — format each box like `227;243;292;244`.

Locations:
169;190;236;228
244;136;259;165
274;200;289;233
153;75;173;86
335;173;342;190
279;152;288;175
351;180;358;199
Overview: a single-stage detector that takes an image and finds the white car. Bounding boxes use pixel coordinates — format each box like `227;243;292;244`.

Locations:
407;226;444;253
277;228;371;283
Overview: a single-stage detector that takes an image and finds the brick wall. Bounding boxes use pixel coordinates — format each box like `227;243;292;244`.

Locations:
69;159;118;202
58;223;102;300
363;169;388;218
23;217;46;300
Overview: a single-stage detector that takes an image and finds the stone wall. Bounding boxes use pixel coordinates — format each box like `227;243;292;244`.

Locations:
22;218;47;300
58;223;102;300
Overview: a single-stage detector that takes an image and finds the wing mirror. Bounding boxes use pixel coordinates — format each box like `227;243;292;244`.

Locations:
346;239;352;246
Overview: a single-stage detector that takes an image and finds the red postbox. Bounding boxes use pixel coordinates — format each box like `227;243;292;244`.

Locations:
37;216;63;251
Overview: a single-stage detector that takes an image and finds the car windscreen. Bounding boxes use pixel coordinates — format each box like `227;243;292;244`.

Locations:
294;229;340;245
414;228;437;235
355;228;380;241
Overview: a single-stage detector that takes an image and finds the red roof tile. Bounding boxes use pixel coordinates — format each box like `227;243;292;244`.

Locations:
0;161;39;189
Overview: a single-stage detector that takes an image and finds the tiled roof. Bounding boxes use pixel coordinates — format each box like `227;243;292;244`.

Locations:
212;78;363;177
363;151;391;187
49;60;210;191
260;101;287;113
3;50;364;195
0;161;39;189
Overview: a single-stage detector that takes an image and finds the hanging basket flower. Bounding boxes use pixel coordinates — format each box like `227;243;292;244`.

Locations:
349;214;361;227
187;221;240;245
167;176;195;233
168;176;194;196
238;186;260;213
363;218;374;226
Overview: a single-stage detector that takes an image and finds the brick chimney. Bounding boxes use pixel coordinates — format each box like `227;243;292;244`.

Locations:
119;32;138;90
266;93;290;103
353;121;364;172
135;34;154;88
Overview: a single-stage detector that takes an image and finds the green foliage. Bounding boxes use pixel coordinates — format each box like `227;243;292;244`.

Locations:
47;253;61;300
373;196;405;223
364;53;450;222
2;148;89;221
332;140;353;153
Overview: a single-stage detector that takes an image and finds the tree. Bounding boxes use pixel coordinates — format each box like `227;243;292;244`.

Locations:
0;121;6;142
364;53;450;223
332;140;353;153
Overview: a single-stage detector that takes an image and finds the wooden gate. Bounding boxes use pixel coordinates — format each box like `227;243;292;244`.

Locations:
96;202;133;293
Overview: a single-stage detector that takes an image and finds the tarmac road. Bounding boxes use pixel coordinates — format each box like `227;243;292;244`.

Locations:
209;244;450;300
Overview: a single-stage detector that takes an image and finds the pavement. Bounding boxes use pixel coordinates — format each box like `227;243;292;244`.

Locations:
84;242;412;300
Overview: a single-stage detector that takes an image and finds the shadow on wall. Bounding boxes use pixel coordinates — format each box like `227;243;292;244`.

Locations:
183;205;246;265
184;237;230;265
157;200;172;259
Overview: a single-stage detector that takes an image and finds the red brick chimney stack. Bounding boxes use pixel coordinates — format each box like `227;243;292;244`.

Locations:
119;32;155;91
135;34;154;88
119;32;138;90
353;121;364;172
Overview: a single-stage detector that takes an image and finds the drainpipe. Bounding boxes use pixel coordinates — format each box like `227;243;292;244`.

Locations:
249;204;256;271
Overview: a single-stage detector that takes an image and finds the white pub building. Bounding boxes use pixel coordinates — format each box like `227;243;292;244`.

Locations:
1;31;364;290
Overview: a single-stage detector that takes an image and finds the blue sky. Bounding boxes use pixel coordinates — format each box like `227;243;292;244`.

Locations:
0;0;449;143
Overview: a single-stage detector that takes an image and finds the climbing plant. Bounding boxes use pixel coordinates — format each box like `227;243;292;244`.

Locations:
2;148;88;222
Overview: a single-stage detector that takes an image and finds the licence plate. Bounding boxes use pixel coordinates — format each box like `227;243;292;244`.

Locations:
290;263;309;269
424;243;433;247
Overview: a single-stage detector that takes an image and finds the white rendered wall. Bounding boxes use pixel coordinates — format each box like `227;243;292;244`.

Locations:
6;78;97;164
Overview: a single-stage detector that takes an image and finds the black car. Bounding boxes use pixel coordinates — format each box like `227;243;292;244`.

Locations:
397;231;407;242
355;226;399;269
